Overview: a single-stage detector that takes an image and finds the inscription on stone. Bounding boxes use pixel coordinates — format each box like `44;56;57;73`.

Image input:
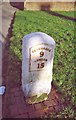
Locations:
29;44;52;71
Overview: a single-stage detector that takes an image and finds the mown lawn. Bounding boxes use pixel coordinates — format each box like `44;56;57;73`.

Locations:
10;10;75;118
55;11;76;18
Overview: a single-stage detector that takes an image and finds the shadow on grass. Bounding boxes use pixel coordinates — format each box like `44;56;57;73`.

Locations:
45;11;76;22
8;49;22;88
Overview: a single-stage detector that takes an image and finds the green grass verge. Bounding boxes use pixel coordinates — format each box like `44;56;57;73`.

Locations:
10;10;75;118
55;11;76;18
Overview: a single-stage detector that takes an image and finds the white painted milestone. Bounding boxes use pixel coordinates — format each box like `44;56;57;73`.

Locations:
22;32;56;103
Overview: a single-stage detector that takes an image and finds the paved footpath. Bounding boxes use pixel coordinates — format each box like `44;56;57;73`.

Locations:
2;2;66;119
0;2;17;119
1;2;17;119
2;2;17;40
3;85;64;118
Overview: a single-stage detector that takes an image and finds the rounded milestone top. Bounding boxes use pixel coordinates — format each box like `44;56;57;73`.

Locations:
22;32;56;48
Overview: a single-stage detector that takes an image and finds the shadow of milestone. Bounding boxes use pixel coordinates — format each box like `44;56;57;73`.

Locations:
10;1;24;10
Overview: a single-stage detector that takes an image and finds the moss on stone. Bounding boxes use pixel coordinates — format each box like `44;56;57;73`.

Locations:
26;93;48;104
36;93;48;103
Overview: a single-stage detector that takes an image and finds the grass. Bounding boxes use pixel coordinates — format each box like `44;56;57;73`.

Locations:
55;11;76;18
10;10;75;118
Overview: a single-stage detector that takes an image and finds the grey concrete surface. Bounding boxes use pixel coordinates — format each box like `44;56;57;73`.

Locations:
2;2;17;41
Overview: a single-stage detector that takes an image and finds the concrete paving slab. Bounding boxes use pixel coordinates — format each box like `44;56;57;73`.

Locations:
2;2;17;41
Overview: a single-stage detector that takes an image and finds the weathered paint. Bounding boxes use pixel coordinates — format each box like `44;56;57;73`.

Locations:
22;32;56;104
